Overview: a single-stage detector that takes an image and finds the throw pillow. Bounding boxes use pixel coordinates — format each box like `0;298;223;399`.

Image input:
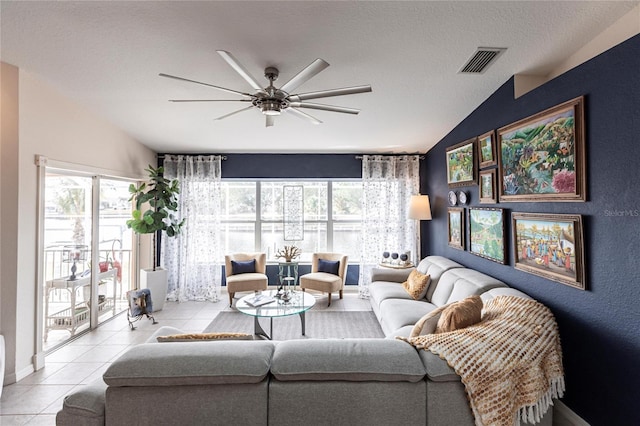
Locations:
317;259;340;275
435;295;483;333
410;305;448;337
231;259;256;275
157;332;253;342
402;270;431;300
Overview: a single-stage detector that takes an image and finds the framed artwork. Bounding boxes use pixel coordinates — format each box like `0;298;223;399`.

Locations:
468;207;506;264
446;138;476;188
498;96;586;202
512;212;585;290
478;130;497;168
479;169;498;204
447;208;465;250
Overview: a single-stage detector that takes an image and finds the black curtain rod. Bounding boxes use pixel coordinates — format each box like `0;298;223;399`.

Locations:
355;155;425;160
157;154;227;160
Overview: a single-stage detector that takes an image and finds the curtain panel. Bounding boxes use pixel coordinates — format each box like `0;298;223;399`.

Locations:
358;155;420;298
162;155;223;302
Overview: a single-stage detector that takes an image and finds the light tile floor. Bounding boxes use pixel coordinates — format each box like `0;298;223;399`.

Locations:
0;289;370;425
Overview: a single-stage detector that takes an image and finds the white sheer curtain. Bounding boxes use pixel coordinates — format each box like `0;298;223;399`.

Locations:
161;155;223;302
358;155;420;298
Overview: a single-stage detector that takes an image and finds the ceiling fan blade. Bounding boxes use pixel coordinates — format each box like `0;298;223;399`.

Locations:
266;115;275;127
289;102;360;115
169;99;252;102
159;73;252;98
279;58;330;94
214;106;255;121
216;50;264;92
288;85;372;102
285;107;323;125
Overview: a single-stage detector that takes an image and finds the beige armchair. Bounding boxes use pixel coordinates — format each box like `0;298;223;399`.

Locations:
300;253;348;307
224;253;268;306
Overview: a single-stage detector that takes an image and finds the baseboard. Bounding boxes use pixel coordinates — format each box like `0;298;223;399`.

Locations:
15;363;34;383
554;400;590;426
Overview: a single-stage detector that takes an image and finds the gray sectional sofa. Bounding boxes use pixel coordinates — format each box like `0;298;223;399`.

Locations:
56;256;553;426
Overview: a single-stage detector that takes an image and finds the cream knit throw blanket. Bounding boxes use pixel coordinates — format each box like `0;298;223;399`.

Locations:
406;296;565;426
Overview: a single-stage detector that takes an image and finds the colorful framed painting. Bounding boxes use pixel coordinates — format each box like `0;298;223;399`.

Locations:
478;130;497;169
446;138;476;188
448;207;465;250
498;96;586;202
468;207;506;264
512;212;585;290
479;169;498;204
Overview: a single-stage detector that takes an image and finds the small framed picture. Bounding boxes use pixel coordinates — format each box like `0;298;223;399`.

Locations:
446;138;476;188
512;212;585;290
468;207;506;264
448;208;465;250
479;169;498;204
478;130;496;169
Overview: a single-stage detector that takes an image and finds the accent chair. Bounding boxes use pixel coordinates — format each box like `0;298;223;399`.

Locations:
224;253;268;306
300;252;348;307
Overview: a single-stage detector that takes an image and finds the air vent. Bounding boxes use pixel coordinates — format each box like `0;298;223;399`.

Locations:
459;47;506;74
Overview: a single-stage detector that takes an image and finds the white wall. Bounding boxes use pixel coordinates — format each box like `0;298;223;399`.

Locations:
1;62;20;385
1;63;156;384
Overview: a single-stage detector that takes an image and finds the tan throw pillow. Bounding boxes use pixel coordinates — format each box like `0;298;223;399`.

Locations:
157;332;253;342
402;270;431;300
435;295;483;333
410;305;449;337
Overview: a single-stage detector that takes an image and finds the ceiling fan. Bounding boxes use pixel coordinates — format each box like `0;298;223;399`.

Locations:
160;50;372;127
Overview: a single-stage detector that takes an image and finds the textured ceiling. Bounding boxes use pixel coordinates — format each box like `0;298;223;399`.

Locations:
1;1;637;154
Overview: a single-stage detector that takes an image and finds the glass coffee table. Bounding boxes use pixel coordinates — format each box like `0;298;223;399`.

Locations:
236;290;316;340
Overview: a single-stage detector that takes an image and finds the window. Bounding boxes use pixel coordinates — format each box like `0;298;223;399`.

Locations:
220;180;362;262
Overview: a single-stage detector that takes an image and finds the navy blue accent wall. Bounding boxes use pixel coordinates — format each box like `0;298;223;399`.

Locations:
422;35;640;425
222;154;361;178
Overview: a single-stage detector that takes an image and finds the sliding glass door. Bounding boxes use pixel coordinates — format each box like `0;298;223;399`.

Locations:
41;170;136;351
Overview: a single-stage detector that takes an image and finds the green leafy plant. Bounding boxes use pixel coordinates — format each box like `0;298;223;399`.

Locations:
126;165;184;270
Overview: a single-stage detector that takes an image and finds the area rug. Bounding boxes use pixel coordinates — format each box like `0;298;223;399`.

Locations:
203;311;385;340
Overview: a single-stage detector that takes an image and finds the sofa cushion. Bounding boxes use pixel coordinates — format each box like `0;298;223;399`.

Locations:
379;299;437;335
415;256;464;300
418;350;460;382
369;281;414;308
430;268;507;307
231;259;256;274
146;325;186;343
410;306;446;337
271;339;426;382
57;379;106;421
480;287;532;302
103;341;275;387
436;295;483;333
402;270;431;300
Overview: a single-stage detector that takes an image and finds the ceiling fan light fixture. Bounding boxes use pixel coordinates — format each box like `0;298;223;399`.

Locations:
261;99;282;116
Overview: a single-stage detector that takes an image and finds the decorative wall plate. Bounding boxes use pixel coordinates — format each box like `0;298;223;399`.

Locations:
457;190;468;205
448;190;458;206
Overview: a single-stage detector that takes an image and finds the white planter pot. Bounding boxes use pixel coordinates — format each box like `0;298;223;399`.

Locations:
140;268;168;311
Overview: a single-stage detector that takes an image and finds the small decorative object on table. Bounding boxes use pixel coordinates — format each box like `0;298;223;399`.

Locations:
379;251;413;268
275;245;301;262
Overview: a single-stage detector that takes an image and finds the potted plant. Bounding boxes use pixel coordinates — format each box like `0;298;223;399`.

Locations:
127;165;184;310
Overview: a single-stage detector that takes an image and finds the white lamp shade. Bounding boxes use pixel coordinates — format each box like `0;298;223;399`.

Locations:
409;195;432;220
